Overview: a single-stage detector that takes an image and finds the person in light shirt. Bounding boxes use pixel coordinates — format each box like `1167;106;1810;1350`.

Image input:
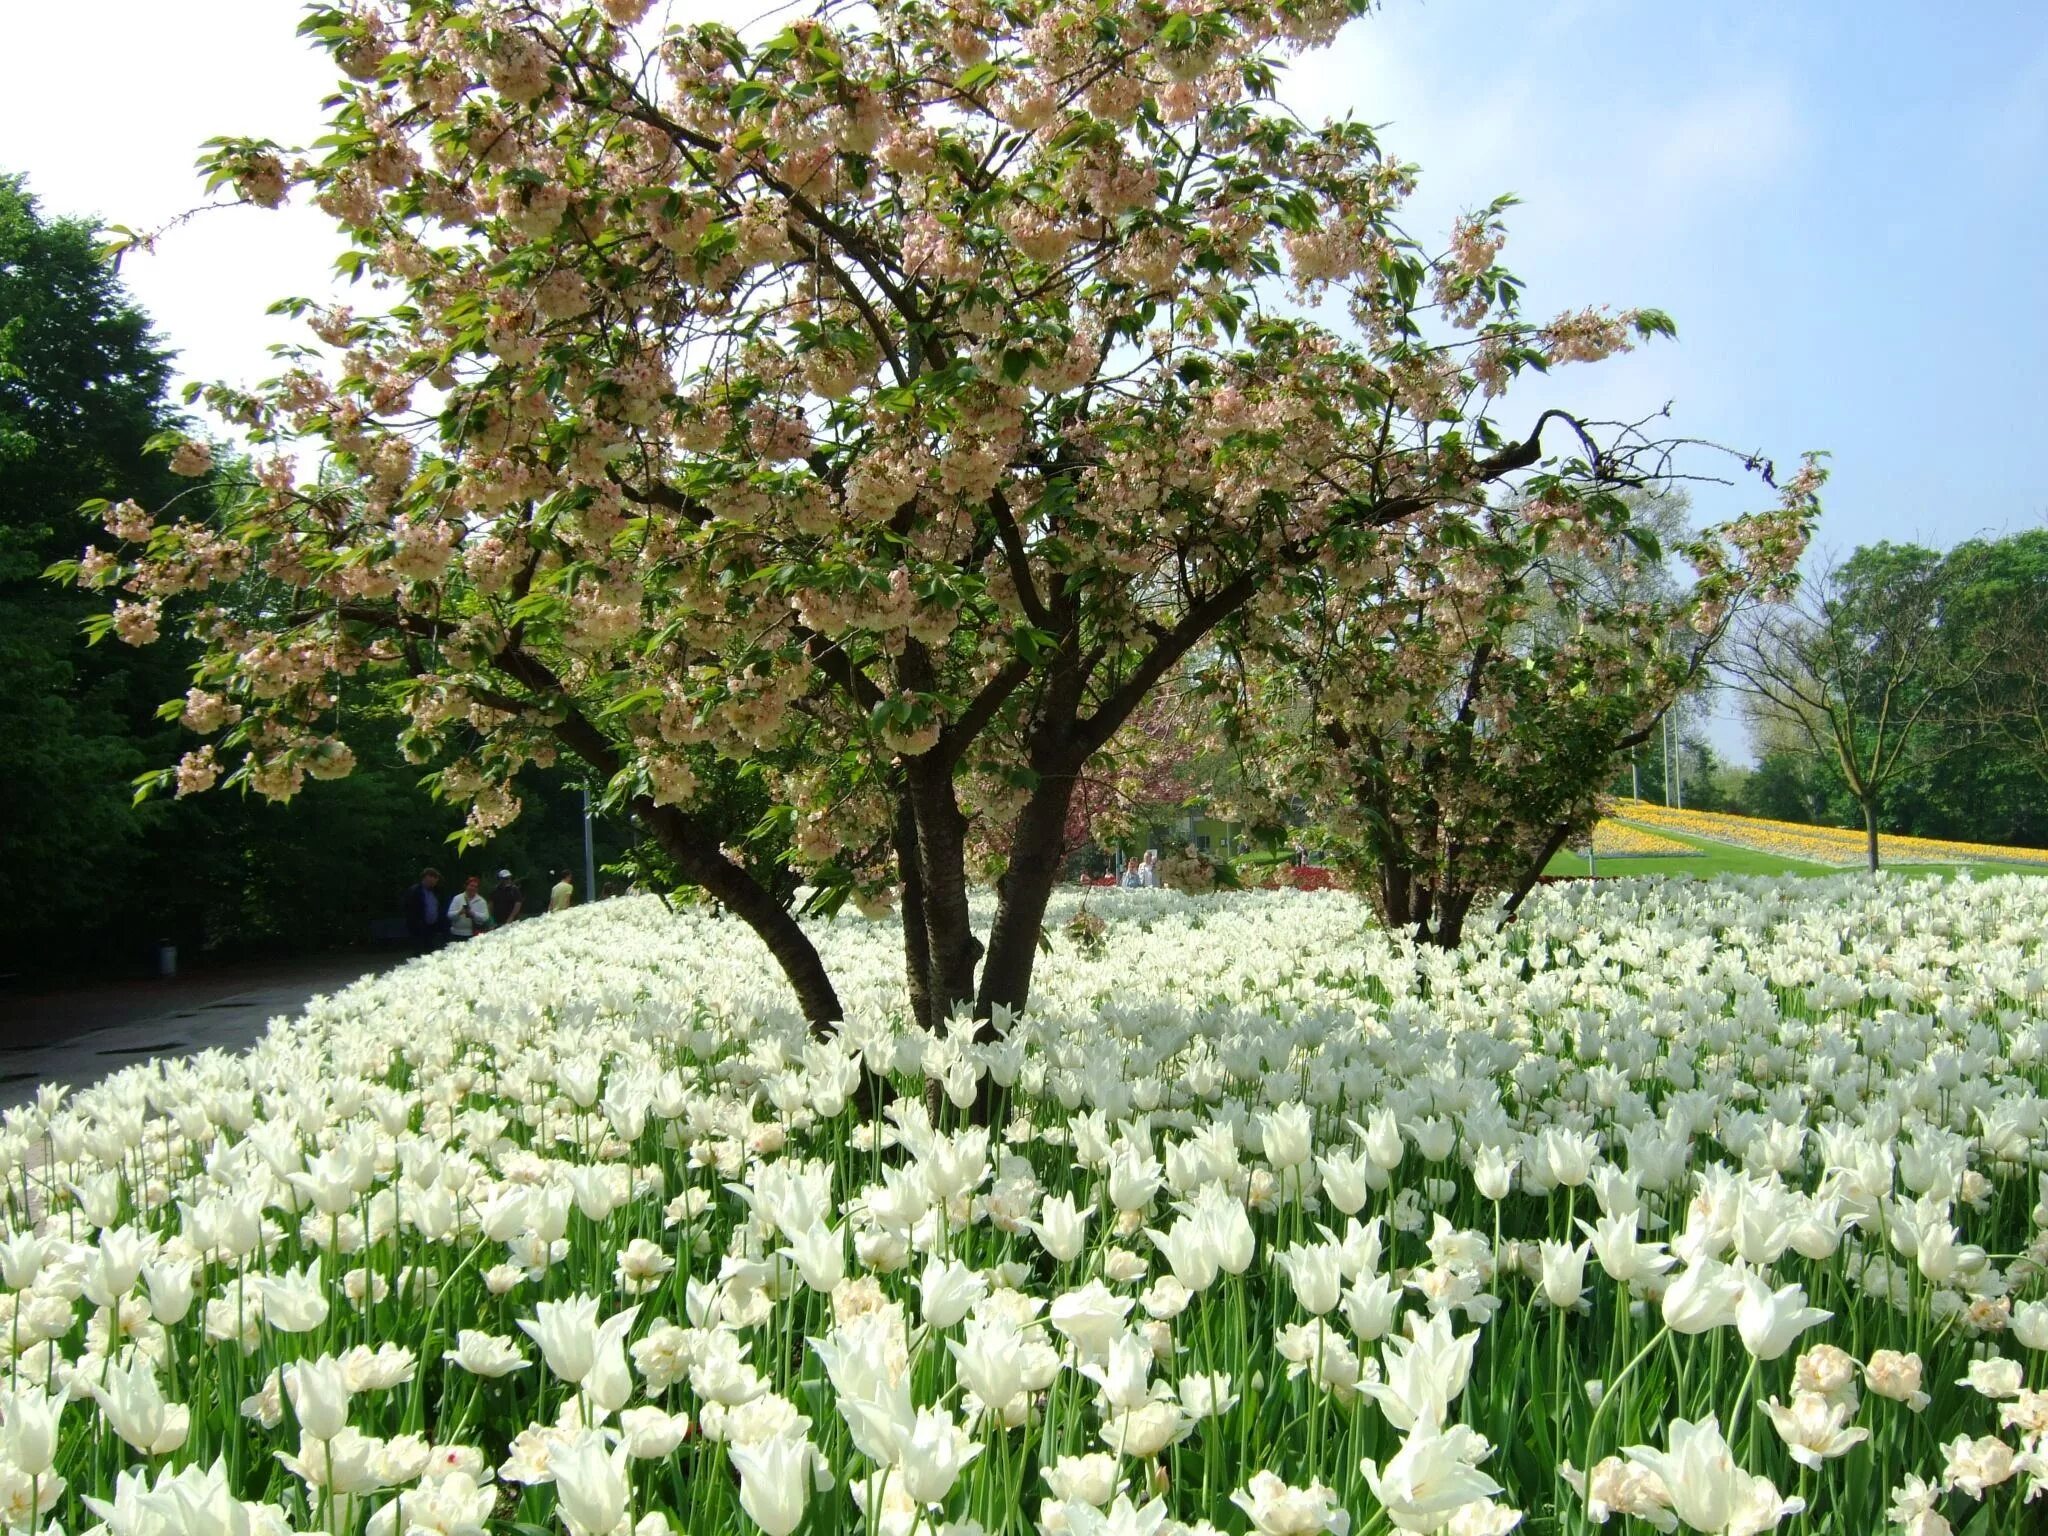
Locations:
446;874;492;941
549;870;575;913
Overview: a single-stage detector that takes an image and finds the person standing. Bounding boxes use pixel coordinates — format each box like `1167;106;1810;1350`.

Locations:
549;869;575;913
403;868;447;951
447;875;491;941
490;869;524;927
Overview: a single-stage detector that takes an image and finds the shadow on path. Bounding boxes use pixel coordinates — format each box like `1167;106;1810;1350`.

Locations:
0;952;406;1110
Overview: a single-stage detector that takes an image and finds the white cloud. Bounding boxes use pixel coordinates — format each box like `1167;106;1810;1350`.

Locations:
0;1;345;396
1643;81;1803;207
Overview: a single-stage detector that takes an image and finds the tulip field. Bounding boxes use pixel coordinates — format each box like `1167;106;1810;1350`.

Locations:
6;877;2048;1536
1613;803;2048;871
1587;823;1699;859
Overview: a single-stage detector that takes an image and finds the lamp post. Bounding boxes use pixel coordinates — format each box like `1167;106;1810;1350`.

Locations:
582;785;598;903
1672;716;1684;811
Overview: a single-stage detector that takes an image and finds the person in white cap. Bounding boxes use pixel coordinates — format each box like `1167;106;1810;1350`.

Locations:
489;869;524;927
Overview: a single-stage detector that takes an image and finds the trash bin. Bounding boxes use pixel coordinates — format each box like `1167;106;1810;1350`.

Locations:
157;942;177;978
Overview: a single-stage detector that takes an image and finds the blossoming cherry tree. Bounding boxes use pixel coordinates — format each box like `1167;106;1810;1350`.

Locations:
98;0;1686;1025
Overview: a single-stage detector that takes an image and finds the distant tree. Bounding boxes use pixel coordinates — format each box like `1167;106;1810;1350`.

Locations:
1723;545;1976;871
1717;532;2048;853
1737;750;1831;825
1060;688;1207;864
1948;530;2048;840
1229;474;1820;946
1671;737;1739;813
2;173;612;978
1606;687;1718;807
1832;528;2048;852
0;173;199;976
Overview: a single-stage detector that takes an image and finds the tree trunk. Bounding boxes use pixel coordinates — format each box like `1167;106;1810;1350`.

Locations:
1421;887;1475;949
1499;821;1577;928
1863;799;1881;872
894;797;936;1032
905;761;981;1020
639;800;843;1030
1378;860;1414;929
519;665;847;1031
975;770;1081;1025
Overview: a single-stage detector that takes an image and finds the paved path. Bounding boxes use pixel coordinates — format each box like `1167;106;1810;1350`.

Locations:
0;952;406;1110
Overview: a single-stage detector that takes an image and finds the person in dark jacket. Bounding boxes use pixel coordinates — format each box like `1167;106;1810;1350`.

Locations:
403;868;448;951
490;869;524;927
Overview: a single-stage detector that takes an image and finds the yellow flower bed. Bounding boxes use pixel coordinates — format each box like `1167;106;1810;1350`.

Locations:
1589;819;1699;857
1611;799;2048;867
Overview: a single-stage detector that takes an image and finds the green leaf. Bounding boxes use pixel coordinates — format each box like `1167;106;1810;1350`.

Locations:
749;804;796;844
1011;624;1058;665
131;768;174;807
507;592;569;624
597;687;665;720
1272;190;1320;234
957;61;1001;93
799;882;854;921
1205;289;1246;340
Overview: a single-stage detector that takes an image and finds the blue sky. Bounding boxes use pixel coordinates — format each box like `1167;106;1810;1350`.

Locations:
5;1;2044;757
1293;0;2048;559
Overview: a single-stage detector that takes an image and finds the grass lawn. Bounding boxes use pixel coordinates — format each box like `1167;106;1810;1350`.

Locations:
1543;824;2048;881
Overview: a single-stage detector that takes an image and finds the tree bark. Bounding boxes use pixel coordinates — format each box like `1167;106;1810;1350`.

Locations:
1378;860;1414;930
1422;887;1475;949
904;759;982;1020
894;797;936;1032
639;800;843;1030
488;649;846;1030
1499;821;1577;928
1863;799;1881;872
975;770;1082;1024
